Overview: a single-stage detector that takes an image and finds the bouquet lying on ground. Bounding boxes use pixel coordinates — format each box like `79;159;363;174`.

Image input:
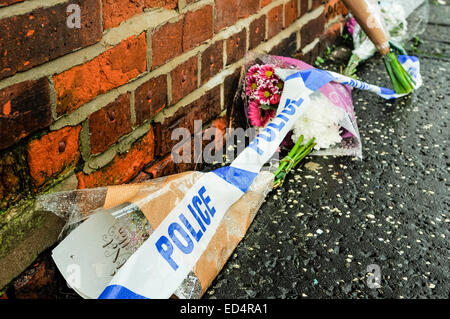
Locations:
242;56;362;188
343;0;428;93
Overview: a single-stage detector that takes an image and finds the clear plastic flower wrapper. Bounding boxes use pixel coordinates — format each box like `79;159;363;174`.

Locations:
37;170;274;299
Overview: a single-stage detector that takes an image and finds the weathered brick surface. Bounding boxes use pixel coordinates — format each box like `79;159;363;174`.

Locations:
0;0;23;6
0;153;22;210
135;75;168;125
0;0;102;81
170;56;198;105
183;5;214;51
102;0;146;29
11;253;58;299
226;28;247;66
268;5;284;39
214;0;239;33
224;68;242;115
311;0;326;11
151;19;183;69
325;0;348;21
238;0;259;19
146;0;177;9
261;0;272;7
249;15;266;50
300;0;309;17
89;93;132;154
77;127;155;188
0;78;52;150
144;153;177;179
53;33;147;116
300;13;326;48
285;0;299;27
157;86;221;156
201;41;224;84
27;126;81;187
270;32;297;56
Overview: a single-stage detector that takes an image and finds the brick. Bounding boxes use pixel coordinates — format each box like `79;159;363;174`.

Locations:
249;15;266;50
324;0;348;21
151;19;183;69
300;13;326;48
270;32;297;57
170;56;198;105
311;0;325;10
0;78;52;150
28;126;81;187
135;75;168;125
261;0;272;7
102;0;145;29
268;5;283;38
53;33;147;116
182;5;213;51
0;0;102;81
0;153;22;209
102;1;178;30
144;154;177;178
145;0;177;9
226;28;247;66
77;127;155;188
285;0;299;27
158;86;220;156
238;0;259;19
89;93;132;154
201;41;223;84
12;253;58;299
0;0;23;6
300;0;309;17
224;67;242;114
214;0;238;33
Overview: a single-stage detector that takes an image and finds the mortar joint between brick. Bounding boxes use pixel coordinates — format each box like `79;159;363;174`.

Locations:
47;76;58;122
130;91;136;128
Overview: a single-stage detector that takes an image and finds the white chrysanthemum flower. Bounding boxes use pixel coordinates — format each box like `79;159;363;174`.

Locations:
292;92;346;150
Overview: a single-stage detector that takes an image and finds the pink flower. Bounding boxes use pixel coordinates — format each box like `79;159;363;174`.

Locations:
346;17;357;35
258;65;276;81
257;85;276;104
247;64;261;78
245;75;259;96
248;101;275;127
270;93;281;105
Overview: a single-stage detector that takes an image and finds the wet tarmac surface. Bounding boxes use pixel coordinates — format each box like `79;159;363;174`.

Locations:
204;5;450;299
5;2;448;301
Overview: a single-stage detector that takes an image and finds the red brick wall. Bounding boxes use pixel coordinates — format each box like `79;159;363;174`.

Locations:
0;0;348;212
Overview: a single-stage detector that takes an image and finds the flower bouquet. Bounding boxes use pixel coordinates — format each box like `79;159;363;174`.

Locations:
242;55;362;188
41;53;421;299
342;0;428;93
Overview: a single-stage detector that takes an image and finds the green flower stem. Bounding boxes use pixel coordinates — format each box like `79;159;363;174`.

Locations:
383;53;415;94
273;135;316;188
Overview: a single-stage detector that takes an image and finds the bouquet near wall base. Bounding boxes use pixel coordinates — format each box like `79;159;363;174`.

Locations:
40;52;421;299
242;56;363;188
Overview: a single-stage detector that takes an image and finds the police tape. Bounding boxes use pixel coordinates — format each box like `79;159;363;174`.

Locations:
98;56;422;299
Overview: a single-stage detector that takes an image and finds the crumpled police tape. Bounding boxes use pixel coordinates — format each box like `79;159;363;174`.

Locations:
99;55;422;299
